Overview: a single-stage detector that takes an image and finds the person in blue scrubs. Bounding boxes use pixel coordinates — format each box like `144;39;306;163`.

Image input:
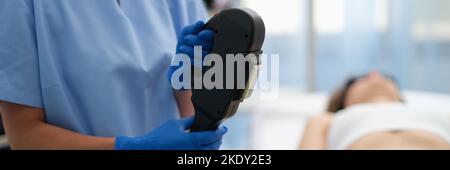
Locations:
0;0;226;150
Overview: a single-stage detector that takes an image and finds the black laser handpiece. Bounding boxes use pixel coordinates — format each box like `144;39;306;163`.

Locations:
190;8;265;132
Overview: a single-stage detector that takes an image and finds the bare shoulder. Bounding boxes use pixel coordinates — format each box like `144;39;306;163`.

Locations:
308;113;335;128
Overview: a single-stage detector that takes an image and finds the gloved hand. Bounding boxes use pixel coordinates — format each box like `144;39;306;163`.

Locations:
115;116;227;150
168;20;215;87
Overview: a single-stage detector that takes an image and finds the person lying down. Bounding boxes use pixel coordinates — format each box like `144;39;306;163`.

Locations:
299;71;450;150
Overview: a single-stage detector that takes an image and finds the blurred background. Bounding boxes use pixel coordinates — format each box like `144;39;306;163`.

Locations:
201;0;450;150
205;0;450;92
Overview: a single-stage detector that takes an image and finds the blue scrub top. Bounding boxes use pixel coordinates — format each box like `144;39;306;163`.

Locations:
0;0;208;137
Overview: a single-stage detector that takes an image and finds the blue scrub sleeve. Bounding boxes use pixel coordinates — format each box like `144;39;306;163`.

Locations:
0;0;43;108
185;0;210;23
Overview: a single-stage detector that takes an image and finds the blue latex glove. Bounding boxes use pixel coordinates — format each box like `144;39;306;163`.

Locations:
115;116;227;150
168;20;215;86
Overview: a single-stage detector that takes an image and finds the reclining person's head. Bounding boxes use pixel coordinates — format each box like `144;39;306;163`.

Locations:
328;71;402;113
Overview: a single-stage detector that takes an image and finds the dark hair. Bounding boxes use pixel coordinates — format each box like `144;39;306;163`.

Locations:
327;74;400;113
327;77;358;113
